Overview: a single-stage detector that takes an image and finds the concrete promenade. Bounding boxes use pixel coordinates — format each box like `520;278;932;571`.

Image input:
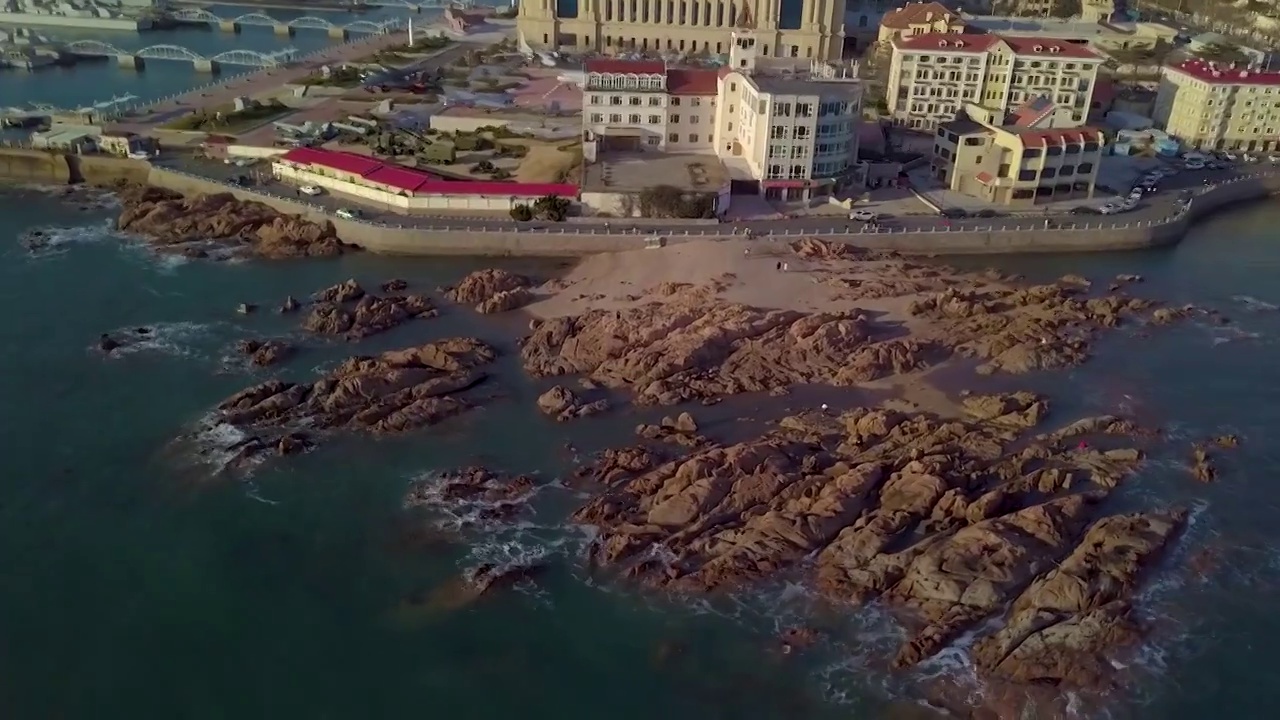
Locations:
144;164;1280;256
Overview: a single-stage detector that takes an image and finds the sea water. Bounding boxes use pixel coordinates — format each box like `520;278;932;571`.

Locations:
3;186;1280;719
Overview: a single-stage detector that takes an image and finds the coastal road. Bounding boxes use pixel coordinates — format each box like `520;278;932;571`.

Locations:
181;156;1260;237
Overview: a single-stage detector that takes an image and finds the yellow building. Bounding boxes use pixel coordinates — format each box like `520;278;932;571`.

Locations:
930;102;1104;206
1153;59;1280;152
876;1;966;43
517;0;846;61
888;32;1104;130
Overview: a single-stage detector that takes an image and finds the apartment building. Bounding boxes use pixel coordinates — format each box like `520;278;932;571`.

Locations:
518;0;846;61
930;102;1104;206
888;32;1103;130
581;59;720;153
876;1;966;43
581;30;864;200
1153;59;1280;152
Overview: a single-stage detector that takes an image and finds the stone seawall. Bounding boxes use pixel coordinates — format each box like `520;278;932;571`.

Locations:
145;166;1276;257
3;151;1276;256
0;149;154;186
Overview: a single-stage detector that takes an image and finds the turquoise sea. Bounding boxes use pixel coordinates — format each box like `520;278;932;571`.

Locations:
4;187;1280;720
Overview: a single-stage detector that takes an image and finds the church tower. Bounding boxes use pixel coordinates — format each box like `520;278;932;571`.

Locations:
730;29;759;73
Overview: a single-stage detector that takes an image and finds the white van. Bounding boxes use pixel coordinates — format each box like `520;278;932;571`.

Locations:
336;208;360;220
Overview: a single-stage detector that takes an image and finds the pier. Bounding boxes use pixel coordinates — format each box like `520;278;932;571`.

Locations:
63;41;298;74
170;9;404;40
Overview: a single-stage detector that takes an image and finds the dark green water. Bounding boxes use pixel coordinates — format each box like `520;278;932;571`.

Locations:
3;188;1280;719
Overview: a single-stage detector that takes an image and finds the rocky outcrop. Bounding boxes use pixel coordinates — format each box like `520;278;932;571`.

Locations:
570;391;1173;702
635;412;707;447
301;280;438;341
522;286;935;406
404;466;540;524
115;184;348;259
520;248;1185;406
444;269;536;313
536;385;609;421
205;338;496;468
235;338;294;367
971;510;1186;688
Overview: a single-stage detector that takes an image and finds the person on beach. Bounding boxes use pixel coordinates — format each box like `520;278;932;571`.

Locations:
782;262;789;272
776;261;782;271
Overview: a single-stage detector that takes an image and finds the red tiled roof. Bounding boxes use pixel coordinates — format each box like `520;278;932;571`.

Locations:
975;171;994;184
893;33;1000;53
362;164;442;193
278;147;578;198
1008;96;1056;127
666;68;719;95
585;58;666;75
1014;127;1103;148
1001;36;1100;60
280;147;382;176
1168;58;1280;86
881;2;961;29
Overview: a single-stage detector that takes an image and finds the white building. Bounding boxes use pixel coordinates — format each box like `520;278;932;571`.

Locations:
888;31;1104;130
582;29;863;201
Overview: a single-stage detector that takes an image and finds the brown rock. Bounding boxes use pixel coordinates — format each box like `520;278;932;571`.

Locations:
444;269;536;311
115;184;348;259
536;384;610;421
312;279;365;303
235;338;294;367
381;278;408;293
205;337;496;468
302;292;438;341
1190;446;1216;483
279;295;301;313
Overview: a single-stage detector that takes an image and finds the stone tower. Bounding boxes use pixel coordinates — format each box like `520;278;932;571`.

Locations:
730;29;760;73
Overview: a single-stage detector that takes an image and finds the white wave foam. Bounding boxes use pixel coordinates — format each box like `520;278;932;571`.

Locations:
186;412;265;475
100;321;222;360
21;219;115;256
1231;295;1278;311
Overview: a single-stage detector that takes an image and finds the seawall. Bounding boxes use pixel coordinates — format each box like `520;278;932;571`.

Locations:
1;148;1276;256
0;150;152;186
144;166;1280;257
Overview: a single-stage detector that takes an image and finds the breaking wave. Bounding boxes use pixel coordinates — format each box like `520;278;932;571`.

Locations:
98;321;227;361
1231;295;1278;312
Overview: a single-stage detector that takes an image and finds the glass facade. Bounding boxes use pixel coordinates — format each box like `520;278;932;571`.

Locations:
556;0;579;19
778;0;805;30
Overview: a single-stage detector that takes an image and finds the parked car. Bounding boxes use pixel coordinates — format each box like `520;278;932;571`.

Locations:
1099;203;1121;215
940;208;968;219
299;185;323;196
1069;206;1100;215
974;209;1004;218
849;209;876;221
1184;159;1206;170
336;208;361;219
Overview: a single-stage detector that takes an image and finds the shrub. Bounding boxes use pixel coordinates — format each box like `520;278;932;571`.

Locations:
510;203;534;221
638;185;716;219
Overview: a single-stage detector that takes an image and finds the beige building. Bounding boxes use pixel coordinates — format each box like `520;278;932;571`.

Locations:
582;30;864;201
1153;59;1280;152
888;32;1104;130
876;1;966;43
930;102;1104;206
518;0;846;60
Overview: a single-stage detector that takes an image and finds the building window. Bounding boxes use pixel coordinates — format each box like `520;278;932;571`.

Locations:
671;97;681;106
670;114;681;123
689;134;698;142
1078;162;1094;173
1045;146;1062;156
590;113;603;123
691;98;701;107
963;137;984;146
1082;142;1099;152
1042;168;1057;178
690;116;699;124
628;114;641;123
790;165;806;179
1023;148;1042;158
1012;189;1034;199
609;114;621;123
1018;170;1036;181
609;96;622;106
629;96;641;106
796;103;813;118
590;95;601;104
669;133;679;142
1060;165;1074;176
770;126;786;139
768;164;784;178
648;114;661;124
730;82;737;92
649;97;662;106
647;136;661;145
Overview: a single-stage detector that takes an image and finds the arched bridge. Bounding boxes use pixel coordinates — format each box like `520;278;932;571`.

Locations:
169;8;402;35
64;41;298;69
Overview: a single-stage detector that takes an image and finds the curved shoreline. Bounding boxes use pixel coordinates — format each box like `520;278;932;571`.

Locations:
3;148;1278;255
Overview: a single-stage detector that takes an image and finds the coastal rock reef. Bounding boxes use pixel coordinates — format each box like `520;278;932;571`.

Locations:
518;240;1177;406
207;337;496;470
443;268;537;314
115;184;348;259
569;393;1184;713
301;279;438;341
